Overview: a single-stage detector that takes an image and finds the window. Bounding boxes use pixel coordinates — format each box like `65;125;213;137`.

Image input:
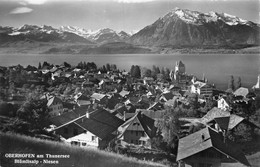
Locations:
131;140;133;143
142;132;145;137
92;136;96;141
136;140;138;144
82;142;86;146
142;141;146;145
136;131;138;136
64;127;69;134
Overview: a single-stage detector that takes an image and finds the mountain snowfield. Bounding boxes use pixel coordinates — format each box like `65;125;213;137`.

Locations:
59;26;131;43
166;8;252;26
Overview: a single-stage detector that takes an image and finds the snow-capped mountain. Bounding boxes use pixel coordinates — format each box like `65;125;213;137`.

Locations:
60;26;131;43
130;8;260;47
0;24;93;44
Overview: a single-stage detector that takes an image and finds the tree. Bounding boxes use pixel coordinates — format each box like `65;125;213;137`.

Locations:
38;62;42;69
42;61;50;68
236;76;242;90
141;67;152;78
17;99;49;130
106;63;111;72
228;75;235;91
155;108;183;152
130;65;141;78
63;62;71;68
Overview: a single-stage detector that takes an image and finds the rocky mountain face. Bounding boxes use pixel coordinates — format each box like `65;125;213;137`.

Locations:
0;25;93;45
129;8;260;47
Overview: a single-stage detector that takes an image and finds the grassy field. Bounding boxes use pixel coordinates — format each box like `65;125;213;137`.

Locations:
0;132;166;167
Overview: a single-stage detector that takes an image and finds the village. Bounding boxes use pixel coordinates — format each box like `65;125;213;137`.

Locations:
0;60;260;167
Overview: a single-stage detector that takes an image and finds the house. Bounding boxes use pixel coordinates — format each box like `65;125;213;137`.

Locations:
119;90;130;98
159;92;175;102
176;127;251;167
47;96;64;117
90;93;108;104
143;77;154;85
191;81;213;99
74;93;91;106
117;111;157;148
164;96;179;108
217;97;230;111
49;107;124;149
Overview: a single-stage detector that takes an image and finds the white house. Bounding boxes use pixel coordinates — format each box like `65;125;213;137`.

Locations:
217;97;230;111
191;81;213;99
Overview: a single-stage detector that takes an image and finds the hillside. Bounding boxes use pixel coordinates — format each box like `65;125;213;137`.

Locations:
0;132;165;167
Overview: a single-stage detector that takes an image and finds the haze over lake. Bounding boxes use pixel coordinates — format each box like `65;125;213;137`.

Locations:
0;54;259;90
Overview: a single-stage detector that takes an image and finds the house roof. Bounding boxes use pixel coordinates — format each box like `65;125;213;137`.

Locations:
234;87;249;97
75;109;124;139
200;107;230;124
118;111;156;139
177;127;250;166
119;90;130;97
161;92;175;101
200;107;245;130
91;93;106;101
49;106;89;126
50;107;124;140
47;96;62;107
214;116;230;130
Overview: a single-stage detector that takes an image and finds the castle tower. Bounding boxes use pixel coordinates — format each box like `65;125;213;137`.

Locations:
174;61;185;80
252;75;260;89
175;61;185;74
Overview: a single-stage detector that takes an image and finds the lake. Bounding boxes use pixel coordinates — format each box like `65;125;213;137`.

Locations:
0;53;259;90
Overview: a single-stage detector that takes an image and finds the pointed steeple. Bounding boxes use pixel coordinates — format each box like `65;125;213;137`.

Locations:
252;75;260;89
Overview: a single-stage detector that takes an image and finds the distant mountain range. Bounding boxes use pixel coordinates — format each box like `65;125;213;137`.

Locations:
0;8;259;54
59;26;131;43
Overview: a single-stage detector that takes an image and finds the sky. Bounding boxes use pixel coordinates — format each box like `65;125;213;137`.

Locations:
0;0;259;33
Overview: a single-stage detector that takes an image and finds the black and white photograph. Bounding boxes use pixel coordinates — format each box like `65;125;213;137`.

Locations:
0;0;259;166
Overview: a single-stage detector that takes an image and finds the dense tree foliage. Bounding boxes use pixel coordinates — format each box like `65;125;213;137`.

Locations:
130;65;141;78
17;99;49;131
228;75;235;91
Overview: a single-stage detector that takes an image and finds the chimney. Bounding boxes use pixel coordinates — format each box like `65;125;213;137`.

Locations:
223;130;227;143
86;111;89;118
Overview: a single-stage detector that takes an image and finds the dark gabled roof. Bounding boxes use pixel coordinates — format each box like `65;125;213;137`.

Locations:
214;116;230;131
209;129;251;167
177;127;251;166
75;109;124;139
49;106;89;126
161;92;175;101
118;111;156;138
47;96;62;107
49;107;124;140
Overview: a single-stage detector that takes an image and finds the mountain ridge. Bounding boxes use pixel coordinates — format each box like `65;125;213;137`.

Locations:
129;8;260;47
0;8;259;54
